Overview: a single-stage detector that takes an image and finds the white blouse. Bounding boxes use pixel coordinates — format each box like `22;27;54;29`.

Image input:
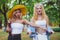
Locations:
11;23;24;34
35;19;47;34
35;20;46;27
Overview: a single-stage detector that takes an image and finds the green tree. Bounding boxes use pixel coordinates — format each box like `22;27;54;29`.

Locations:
0;0;59;27
0;0;18;27
0;0;8;27
45;0;59;26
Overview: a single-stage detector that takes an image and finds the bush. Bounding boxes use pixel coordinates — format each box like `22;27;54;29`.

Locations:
52;28;60;32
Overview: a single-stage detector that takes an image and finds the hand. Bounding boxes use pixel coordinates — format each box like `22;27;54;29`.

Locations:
6;27;11;32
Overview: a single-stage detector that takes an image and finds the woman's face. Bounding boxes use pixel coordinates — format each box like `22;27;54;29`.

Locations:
13;10;22;18
36;6;42;15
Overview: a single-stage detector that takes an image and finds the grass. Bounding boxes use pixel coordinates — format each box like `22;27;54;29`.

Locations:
50;32;60;40
0;29;60;40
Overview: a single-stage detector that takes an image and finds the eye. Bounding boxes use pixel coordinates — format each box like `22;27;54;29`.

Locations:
17;11;21;13
14;12;17;14
13;12;17;14
40;8;41;9
36;8;39;9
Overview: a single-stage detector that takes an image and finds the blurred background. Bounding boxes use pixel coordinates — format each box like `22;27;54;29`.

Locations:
0;0;60;40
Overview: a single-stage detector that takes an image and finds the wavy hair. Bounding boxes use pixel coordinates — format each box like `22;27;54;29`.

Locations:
32;3;49;25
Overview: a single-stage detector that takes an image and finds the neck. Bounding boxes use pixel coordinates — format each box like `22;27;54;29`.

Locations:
38;14;42;17
37;14;43;20
16;17;22;20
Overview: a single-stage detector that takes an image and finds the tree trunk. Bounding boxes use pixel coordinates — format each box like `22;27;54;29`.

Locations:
3;13;7;27
19;0;22;4
0;19;2;29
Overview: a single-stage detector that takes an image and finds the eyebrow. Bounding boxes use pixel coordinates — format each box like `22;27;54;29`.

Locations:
36;7;42;9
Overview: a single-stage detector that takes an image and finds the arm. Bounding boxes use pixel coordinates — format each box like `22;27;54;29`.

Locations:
27;25;32;35
30;18;47;30
47;25;54;34
24;19;47;30
6;20;11;32
46;16;54;34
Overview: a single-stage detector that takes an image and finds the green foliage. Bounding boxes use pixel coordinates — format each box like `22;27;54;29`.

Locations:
42;0;59;26
53;28;60;32
0;0;59;26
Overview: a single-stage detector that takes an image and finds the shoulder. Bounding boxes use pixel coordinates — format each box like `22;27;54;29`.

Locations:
44;15;49;25
44;15;49;21
22;19;28;24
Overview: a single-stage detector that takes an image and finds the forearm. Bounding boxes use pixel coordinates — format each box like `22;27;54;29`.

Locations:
28;22;47;30
34;25;47;30
25;20;47;30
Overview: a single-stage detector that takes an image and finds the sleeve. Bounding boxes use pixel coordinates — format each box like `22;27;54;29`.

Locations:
27;25;31;32
27;25;36;33
47;25;54;33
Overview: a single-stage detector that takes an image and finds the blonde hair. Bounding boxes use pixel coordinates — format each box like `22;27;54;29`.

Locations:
32;3;49;25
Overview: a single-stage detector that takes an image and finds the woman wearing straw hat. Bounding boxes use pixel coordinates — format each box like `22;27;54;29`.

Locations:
6;5;43;40
6;5;31;40
6;5;27;40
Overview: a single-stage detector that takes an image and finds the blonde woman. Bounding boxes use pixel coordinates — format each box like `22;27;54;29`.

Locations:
30;3;49;40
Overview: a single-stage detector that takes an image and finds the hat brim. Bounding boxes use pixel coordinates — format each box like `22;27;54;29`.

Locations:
7;5;27;19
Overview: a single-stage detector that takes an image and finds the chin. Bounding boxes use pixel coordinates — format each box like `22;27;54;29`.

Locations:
38;14;41;15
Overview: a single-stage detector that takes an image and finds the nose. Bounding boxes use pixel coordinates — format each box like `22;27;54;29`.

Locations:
38;10;40;12
15;12;20;15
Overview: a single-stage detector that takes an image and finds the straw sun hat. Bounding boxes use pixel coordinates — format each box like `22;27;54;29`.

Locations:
7;5;27;19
